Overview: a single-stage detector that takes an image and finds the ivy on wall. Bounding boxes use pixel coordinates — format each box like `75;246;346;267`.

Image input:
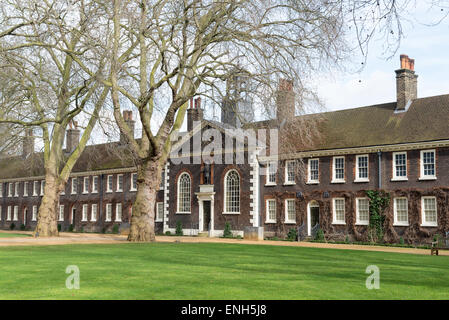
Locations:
366;190;391;243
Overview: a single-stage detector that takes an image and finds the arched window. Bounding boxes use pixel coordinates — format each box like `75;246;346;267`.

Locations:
177;173;191;213
224;170;240;213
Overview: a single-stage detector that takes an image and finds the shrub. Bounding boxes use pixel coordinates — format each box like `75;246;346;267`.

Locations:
223;222;232;238
287;228;297;241
165;231;172;236
175;221;183;236
101;227;106;234
9;223;15;230
112;224;119;234
344;235;350;244
68;224;74;232
399;237;405;245
315;229;325;241
20;224;26;231
58;224;62;232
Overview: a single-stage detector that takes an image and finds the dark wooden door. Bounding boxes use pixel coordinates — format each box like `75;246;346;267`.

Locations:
203;201;211;231
311;207;319;227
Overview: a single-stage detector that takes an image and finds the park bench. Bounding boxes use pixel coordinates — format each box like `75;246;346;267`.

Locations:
431;231;449;255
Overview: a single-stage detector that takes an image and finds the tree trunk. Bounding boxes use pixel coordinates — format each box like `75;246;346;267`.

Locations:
34;173;61;237
128;161;161;242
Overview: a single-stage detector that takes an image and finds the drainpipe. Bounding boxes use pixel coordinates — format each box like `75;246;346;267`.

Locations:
377;151;382;190
99;174;104;229
259;162;263;229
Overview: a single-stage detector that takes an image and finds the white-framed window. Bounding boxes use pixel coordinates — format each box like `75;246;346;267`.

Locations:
91;204;98;222
285;199;296;223
117;174;123;192
83;177;89;194
7;206;12;221
58;205;64;222
92;176;99;193
177;172;191;213
32;205;37;221
82;204;88;222
40;180;45;196
393;198;408;226
60;185;65;195
224;170;240;214
106;203;112;222
33;181;39;196
355;155;369;182
107;175;113;193
156;202;164;222
266;199;276;223
116;203;122;222
420;150;436;180
160;171;165;190
284;160;296;185
130;173;137;191
266;162;277;185
307;158;319;184
332;198;345;224
421;196;437;227
0;206;2;221
13;206;18;221
392;152;408;181
332;156;345;183
71;178;77;194
8;183;13;197
356;198;370;225
0;183;3;198
14;182;19;197
23;208;27;224
23;182;28;197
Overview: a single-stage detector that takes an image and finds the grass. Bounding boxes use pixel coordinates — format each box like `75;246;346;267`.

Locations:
0;233;31;238
0;242;448;299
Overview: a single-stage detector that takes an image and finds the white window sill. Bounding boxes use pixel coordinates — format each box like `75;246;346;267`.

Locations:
265;220;276;224
116;190;123;193
391;177;408;182
306;181;319;185
82;192;89;195
265;183;277;187
106;191;112;194
116;220;122;222
155;219;163;223
105;219;112;222
283;182;296;186
331;180;345;184
355;222;369;226
92;191;98;194
91;220;97;222
354;179;369;183
32;219;37;222
393;223;409;227
130;189;137;192
421;223;438;227
222;212;240;215
71;193;77;195
284;220;296;224
419;176;437;181
176;212;191;215
81;219;87;222
332;221;346;225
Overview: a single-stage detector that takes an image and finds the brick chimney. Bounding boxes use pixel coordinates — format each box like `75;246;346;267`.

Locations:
187;97;203;132
22;128;34;159
120;110;135;144
66;121;80;153
395;54;418;111
276;79;295;123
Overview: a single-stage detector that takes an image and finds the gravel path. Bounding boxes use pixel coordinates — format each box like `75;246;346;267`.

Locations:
0;231;445;256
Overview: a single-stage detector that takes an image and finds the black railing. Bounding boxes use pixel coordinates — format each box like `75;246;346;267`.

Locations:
311;223;320;239
297;223;306;242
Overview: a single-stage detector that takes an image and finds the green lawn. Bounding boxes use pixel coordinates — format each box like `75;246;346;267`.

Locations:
0;233;31;238
0;242;448;299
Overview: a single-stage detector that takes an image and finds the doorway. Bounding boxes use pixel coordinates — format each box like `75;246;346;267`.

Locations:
307;201;320;236
203;201;211;231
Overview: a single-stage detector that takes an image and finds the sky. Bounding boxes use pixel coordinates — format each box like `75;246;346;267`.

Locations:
314;3;449;112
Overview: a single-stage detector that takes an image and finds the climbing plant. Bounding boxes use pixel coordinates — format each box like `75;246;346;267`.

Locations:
366;190;391;243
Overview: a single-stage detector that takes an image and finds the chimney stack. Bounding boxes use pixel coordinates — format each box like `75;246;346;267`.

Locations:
187;97;203;132
395;54;418;111
120;110;135;144
276;79;295;123
22;128;34;159
66;121;80;153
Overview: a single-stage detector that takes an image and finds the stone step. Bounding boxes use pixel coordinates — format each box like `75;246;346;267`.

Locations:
198;232;209;237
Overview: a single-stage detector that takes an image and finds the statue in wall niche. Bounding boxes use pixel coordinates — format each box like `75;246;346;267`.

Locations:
203;163;211;184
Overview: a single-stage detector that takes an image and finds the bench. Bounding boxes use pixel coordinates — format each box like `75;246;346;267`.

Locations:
431;232;449;256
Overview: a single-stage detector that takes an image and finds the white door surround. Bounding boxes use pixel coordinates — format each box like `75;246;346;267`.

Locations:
307;201;319;236
195;185;215;234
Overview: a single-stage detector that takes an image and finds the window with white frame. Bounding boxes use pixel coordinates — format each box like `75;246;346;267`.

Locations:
393;198;408;226
332;198;345;224
40;180;45;196
266;162;277;185
160;171;165;190
285;199;296;223
83;177;89;194
7;206;11;221
24;182;28;197
71;178;77;194
355;155;369;182
421;197;437;227
32;205;37;221
107;175;113;192
224;170;240;213
177;173;191;213
332;157;345;183
59;205;64;222
106;203;112;221
8;183;13;197
285;161;296;184
0;206;2;221
82;204;88;221
266;199;276;223
14;182;19;197
13;206;18;221
116;203;122;222
92;176;99;193
23;208;27;224
156;202;164;222
392;152;407;180
420;150;436;179
117;174;123;192
308;159;319;183
130;173;137;191
0;183;2;197
356;198;369;225
33;181;39;196
91;204;97;221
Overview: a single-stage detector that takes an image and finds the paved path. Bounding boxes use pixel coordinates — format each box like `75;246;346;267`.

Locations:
0;231;445;256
